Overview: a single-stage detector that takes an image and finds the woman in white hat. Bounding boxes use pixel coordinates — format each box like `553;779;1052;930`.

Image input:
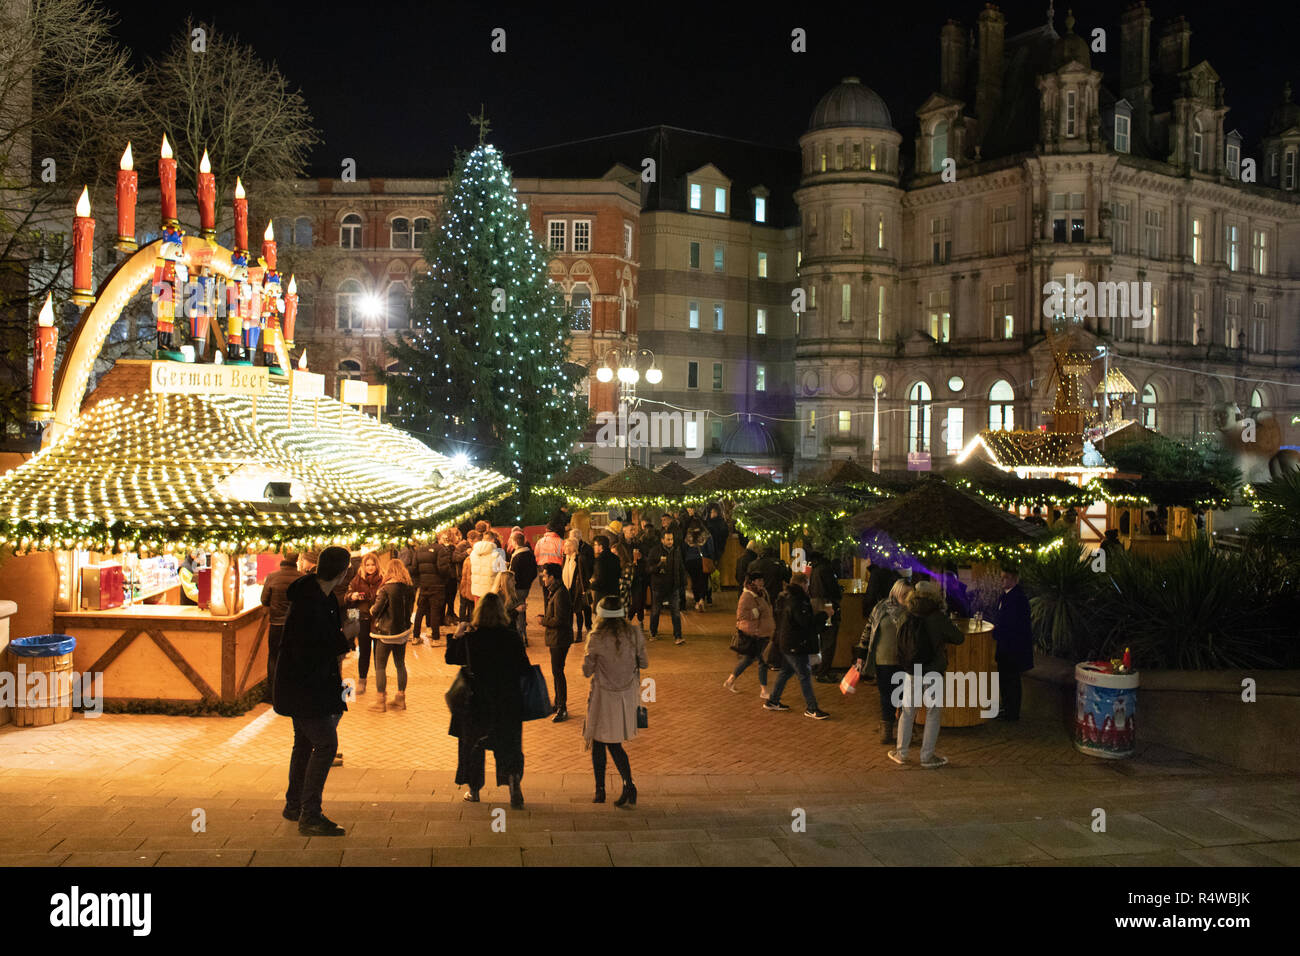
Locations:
582;595;648;807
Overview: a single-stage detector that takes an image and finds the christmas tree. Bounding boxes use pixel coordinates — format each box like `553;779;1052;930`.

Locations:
387;137;586;512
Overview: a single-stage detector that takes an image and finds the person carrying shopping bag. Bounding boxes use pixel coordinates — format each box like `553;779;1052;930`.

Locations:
368;559;416;712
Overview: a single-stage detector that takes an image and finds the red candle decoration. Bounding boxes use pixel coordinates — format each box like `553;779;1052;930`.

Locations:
283;274;298;346
197;149;216;239
158;134;177;225
233;176;248;252
261;220;277;271
115;143;137;252
30;294;57;416
71;186;95;306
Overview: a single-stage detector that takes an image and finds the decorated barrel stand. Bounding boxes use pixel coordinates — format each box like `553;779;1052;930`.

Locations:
1073;661;1139;758
915;619;996;728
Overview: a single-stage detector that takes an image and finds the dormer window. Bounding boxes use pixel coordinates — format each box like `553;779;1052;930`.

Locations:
754;196;767;223
1226;141;1240;179
1192;118;1204;171
714;187;726;214
689;183;702;210
931;121;949;173
1285;149;1297;190
1114;114;1130;153
1065;91;1077;138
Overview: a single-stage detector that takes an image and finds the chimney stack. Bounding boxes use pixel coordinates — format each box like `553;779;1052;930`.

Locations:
940;20;966;99
1120;2;1153;145
1156;16;1191;77
975;4;1005;126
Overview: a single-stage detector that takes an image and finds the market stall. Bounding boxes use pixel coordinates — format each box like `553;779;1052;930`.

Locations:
684;460;779;586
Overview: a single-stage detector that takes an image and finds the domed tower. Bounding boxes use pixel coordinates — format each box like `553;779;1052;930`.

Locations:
793;78;903;469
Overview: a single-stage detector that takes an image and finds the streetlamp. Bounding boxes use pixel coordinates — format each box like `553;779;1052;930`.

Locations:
594;347;661;465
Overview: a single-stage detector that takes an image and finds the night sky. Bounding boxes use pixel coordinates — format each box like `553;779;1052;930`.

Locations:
106;0;1292;179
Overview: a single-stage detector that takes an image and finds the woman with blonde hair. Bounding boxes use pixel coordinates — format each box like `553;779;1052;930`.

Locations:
344;552;383;694
491;570;523;632
445;592;532;806
368;558;416;712
582;595;648;807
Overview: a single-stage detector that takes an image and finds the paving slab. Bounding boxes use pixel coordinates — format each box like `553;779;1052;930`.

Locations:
609;842;700;866
1138;808;1270;847
931;824;1053;865
341;847;433;866
431;846;522;867
691;837;793;866
773;836;884;866
522;844;613;866
855;828;971;866
155;849;254;866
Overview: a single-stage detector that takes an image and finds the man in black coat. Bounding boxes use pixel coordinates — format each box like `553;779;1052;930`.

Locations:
273;546;353;836
589;534;622;608
647;530;686;644
807;550;844;682
751;547;791;601
861;558;900;618
260;552;303;702
508;531;538;643
567;529;595;634
410;534;453;646
537;564;574;722
992;566;1034;720
735;541;759;593
765;573;829;718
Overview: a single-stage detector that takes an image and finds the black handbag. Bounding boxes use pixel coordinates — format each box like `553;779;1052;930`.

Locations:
444;635;474;717
729;628;757;656
520;664;552;721
761;637;783;667
636;666;648;728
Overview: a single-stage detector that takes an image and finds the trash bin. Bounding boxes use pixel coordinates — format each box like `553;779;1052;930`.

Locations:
1073;661;1138;758
6;634;77;727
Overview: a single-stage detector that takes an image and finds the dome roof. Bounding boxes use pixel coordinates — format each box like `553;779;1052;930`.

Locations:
1270;82;1299;134
808;77;894;132
722;420;784;458
1053;11;1091;69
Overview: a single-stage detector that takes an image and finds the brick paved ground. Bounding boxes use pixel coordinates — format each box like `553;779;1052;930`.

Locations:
1;590;1297;866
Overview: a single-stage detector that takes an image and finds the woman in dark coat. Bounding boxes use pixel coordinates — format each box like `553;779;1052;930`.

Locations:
367;559;416;713
445;592;532;807
343;552;383;695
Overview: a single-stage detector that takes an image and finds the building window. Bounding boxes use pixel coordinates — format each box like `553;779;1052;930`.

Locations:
623;222;634;258
877;214;885;250
808;410;817;436
1148;287;1161;344
870;144;878;171
1251;388;1264;410
945;406;964;456
756;308;767;335
992;203;1014;255
838;410;852;434
1144;209;1162;259
757;251;768;278
685;418;699;451
1191;119;1203;171
412;217;429;249
338;360;362;382
712;362;723;390
1192;291;1204;344
842;209;853;246
1270;151;1279;179
851;143;861;168
1286;150;1298;190
809;283;816;310
1250;301;1269;353
714;187;726;214
991;283;1014;339
755;366;766;392
835;144;844;170
619;290;627;332
713;244;724;272
386;283;410;330
1140;383;1157;429
1191;217;1203;264
754;197;767;223
1115;114;1130;153
819;148;827;172
687;361;699;389
569;283;592;331
927;290;950;343
840;283;852;324
390;217;411;249
336;278;364;330
1051;193;1084;244
908;382;932;452
930;215;951;264
1252;230;1268;275
876;286;886;340
713;303;724;331
988;379;1014;431
1112;202;1129;254
689;183;702;209
711;420;723;452
1065;90;1077;137
293;216;313;247
689;241;700;269
931;121;948;173
1226;224;1240;272
340;213;363;249
572;220;591;252
689;301;699;330
1227;142;1240;178
1226;295;1241;348
549;220;566;251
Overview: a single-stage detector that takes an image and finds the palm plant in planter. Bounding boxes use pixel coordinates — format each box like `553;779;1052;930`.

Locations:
1021;533;1107;660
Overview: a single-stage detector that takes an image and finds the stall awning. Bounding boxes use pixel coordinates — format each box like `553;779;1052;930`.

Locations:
0;384;512;553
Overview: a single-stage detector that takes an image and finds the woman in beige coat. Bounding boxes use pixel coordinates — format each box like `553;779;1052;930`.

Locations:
582;595;648;807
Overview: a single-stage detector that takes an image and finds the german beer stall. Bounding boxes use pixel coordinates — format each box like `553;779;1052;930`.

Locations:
0;148;510;718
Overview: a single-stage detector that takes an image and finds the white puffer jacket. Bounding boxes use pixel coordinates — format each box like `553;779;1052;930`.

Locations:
469;540;502;598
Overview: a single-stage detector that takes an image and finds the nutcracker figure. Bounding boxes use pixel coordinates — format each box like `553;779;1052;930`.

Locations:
261;266;283;371
243;266;263;359
151;224;187;359
226;250;249;363
190;271;213;360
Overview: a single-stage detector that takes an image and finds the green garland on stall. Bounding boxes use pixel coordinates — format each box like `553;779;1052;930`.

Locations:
100;682;269;717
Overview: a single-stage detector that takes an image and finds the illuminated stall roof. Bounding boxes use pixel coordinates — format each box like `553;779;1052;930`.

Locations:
0;384;512;554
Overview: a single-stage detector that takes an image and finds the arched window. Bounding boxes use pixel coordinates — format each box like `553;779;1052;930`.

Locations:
1192;118;1204;171
390;217;411;249
570;283;591;331
386;283;410;330
908;382;932;453
336;278;364;330
338;359;362;379
1140;383;1158;429
340;213;363;249
412;217;430;249
988;380;1015;431
1250;388;1264;410
931;121;949;173
293;216;313;247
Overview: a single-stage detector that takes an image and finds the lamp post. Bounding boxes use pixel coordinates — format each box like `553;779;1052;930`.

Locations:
595;346;661;466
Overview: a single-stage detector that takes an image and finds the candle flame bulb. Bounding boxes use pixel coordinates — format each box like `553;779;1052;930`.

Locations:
75;186;90;217
37;293;54;327
264;220;274;241
234;177;245;199
200;149;211;174
287;275;297;295
160;134;173;159
120;142;133;171
298;349;308;369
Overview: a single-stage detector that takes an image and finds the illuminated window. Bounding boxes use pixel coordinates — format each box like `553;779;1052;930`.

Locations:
1191;118;1203;170
1251;301;1269;353
1140;383;1157;429
713;303;724;331
713;244;724;271
1065;90;1077;137
991;283;1014;339
840;283;852;324
754;197;766;222
572;220;591;252
1191;217;1202;264
1226;224;1239;272
755;366;766;392
714;187;726;214
340;213;363;249
756;309;767;335
1252;230;1268;275
689;183;702;209
838;410;852;434
927;290;950;342
689;301;699;330
757;251;768;278
988;379;1014;431
336;279;364;330
908;383;931;452
945;407;964;456
569;283;591;332
876;286;886;340
548;220;566;251
877;214;885;250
